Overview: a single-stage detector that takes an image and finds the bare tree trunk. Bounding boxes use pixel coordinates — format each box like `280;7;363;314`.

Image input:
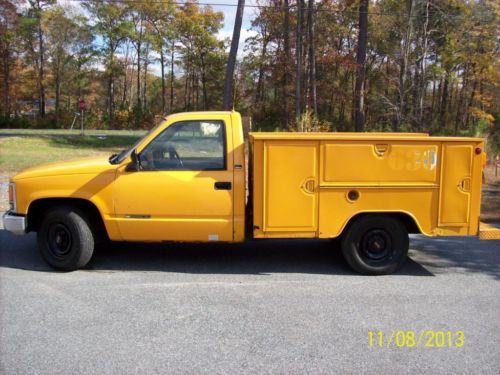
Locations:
440;71;450;129
396;0;414;131
307;0;317;119
170;41;175;112
108;42;116;122
255;32;268;106
37;0;45;117
194;70;199;110
136;48;141;110
295;0;304;129
121;42;130;108
108;74;115;121
184;69;189;111
160;49;166;113
2;53;10;116
200;53;208;110
143;42;149;111
454;64;469;134
55;69;60;113
353;0;368;132
135;17;143;111
416;0;430;130
464;84;476;128
282;0;291;128
223;0;245;110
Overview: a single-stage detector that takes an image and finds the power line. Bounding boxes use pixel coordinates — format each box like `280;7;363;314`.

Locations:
64;0;482;19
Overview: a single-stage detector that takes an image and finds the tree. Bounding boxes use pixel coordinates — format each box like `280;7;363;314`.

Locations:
177;2;224;111
0;0;17;116
223;0;245;110
70;15;94;104
295;0;304;129
0;0;498;149
307;0;317;118
282;0;291;128
144;1;176;113
20;0;55;117
45;6;78;116
353;0;368;132
83;0;130;122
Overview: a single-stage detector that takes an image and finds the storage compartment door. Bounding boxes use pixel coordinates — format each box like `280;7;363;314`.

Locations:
263;141;318;232
439;144;473;226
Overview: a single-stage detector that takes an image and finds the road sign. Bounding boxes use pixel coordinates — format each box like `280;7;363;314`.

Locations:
78;99;86;112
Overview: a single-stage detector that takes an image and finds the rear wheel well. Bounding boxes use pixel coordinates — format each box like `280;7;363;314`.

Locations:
27;198;108;241
342;212;420;236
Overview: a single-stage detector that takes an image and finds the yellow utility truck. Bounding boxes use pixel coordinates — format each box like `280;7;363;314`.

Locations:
3;111;498;274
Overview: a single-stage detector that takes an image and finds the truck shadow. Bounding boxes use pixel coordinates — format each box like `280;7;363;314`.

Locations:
408;234;500;280
1;229;431;276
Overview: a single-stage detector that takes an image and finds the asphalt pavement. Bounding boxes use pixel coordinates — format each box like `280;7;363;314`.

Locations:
0;218;499;374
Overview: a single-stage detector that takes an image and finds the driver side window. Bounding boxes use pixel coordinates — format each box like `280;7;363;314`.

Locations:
139;120;226;171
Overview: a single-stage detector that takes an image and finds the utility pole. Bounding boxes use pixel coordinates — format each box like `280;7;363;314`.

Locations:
223;0;245;110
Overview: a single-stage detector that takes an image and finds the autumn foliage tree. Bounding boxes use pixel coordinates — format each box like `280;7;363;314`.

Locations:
0;0;498;153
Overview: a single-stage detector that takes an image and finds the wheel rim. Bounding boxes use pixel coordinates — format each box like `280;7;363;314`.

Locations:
358;229;394;264
47;223;72;259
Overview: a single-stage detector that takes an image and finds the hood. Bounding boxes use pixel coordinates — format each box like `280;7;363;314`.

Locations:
12;156;117;181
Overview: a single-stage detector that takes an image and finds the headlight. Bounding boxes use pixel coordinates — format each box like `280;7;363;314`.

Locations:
8;183;16;212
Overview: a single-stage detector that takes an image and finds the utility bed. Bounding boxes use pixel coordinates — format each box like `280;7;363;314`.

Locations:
250;132;486;239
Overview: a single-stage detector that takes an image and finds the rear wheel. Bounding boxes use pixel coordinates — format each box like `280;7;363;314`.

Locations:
341;215;409;275
37;207;95;271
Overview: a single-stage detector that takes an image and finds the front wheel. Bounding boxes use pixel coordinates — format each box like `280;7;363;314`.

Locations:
37;207;95;271
341;215;409;275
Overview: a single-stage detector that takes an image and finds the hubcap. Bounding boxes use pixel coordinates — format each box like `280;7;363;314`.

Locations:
47;223;72;258
359;229;393;263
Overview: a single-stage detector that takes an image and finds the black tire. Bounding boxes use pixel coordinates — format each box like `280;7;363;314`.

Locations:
37;207;95;271
341;215;409;275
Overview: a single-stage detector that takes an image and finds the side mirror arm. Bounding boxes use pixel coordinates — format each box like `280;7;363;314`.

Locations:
126;149;142;172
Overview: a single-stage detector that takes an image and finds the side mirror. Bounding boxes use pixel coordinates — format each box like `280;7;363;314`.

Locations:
126;149;141;172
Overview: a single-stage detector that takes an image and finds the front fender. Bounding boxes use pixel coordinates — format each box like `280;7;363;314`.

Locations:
16;171;122;240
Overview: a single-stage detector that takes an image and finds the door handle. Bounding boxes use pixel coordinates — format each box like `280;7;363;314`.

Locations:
458;177;471;192
374;144;390;157
214;181;232;190
301;178;316;194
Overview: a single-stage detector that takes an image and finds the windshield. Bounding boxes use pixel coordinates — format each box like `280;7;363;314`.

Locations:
109;120;166;164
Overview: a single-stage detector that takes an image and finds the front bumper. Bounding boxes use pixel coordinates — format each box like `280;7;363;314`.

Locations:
2;211;27;235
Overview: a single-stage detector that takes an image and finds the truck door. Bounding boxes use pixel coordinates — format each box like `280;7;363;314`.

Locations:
113;118;234;242
439;144;473;226
261;141;319;234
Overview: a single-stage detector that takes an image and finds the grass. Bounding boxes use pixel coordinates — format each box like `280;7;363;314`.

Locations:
0;128;146;137
0;135;140;174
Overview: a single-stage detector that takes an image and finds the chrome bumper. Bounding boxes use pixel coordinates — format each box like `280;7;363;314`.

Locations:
2;211;27;235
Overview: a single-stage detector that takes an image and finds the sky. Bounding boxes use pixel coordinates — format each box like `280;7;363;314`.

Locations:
212;0;259;48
